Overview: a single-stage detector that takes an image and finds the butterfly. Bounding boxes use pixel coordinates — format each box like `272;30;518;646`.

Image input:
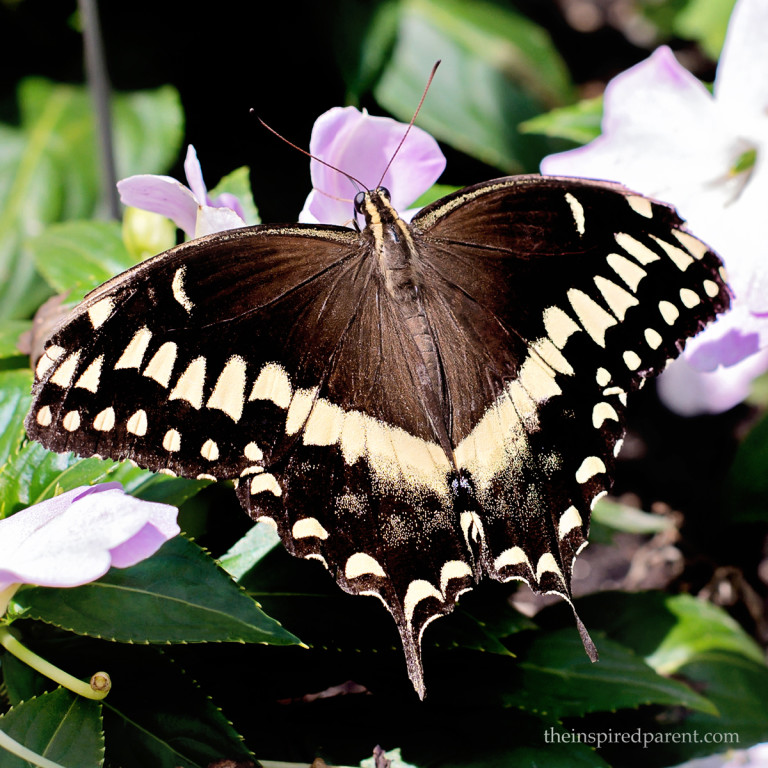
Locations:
26;172;730;697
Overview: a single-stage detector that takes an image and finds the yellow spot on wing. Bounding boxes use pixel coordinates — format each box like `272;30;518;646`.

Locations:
615;232;660;265
169;356;207;409
285;387;318;435
88;297;114;329
126;409;148;436
172;266;195;313
51;350;82;388
672;229;709;259
143;342;178;388
163;429;181;452
659;300;679;325
594;276;639;321
200;438;219;461
292;517;328;539
575;456;606;483
606;253;646;292
650;235;694;271
564;192;585;235
115;327;152;370
345;552;387;579
36;345;65;379
93;407;115;431
249;362;292;408
543;306;581;349
627;195;653;218
558;506;582;539
74;355;104;392
679;288;700;308
206;356;247;421
567;288;617;347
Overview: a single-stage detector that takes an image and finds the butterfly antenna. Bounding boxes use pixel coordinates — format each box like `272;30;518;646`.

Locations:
376;60;441;188
253;111;366;192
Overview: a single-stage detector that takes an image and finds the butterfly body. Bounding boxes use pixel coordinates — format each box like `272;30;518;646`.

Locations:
26;174;730;698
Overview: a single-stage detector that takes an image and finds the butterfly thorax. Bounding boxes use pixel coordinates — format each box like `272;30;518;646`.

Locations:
357;187;448;442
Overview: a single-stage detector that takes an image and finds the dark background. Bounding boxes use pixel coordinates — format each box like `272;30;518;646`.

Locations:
0;0;695;222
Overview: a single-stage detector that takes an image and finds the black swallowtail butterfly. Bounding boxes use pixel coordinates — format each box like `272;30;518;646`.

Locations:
26;173;730;697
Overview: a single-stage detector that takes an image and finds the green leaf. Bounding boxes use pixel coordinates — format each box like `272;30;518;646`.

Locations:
724;409;768;523
0;687;103;768
335;0;401;100
673;0;737;59
0;369;33;475
0;322;31;361
645;652;768;764
0;78;182;320
0;436;203;518
102;652;251;768
0;443;116;516
15;536;301;646
591;496;675;534
374;0;574;172
411;183;461;208
27;220;134;302
644;594;764;674
543;592;765;675
208;166;260;226
1;653;51;707
219;521;281;580
506;628;717;718
111;85;184;180
519;96;604;145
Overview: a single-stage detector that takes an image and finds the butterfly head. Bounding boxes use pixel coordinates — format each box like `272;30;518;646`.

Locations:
353;186;397;228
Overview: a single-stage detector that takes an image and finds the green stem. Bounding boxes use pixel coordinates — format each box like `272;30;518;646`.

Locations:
0;626;110;700
0;728;68;768
0;585;19;617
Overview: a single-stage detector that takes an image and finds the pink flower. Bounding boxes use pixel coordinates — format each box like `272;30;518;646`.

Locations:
299;106;446;226
118;145;246;238
541;0;768;414
0;483;179;600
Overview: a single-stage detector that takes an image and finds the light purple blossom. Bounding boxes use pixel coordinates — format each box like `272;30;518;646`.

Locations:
299;106;446;226
118;145;246;239
541;0;768;414
0;483;179;601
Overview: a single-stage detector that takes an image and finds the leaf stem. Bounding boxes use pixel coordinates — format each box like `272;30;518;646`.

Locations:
0;728;68;768
0;626;111;700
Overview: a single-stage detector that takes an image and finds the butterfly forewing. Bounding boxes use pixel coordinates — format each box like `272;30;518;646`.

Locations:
26;174;730;698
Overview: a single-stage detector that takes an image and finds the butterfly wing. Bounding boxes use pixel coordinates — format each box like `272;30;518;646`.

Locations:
26;174;730;699
411;174;729;616
26;221;472;697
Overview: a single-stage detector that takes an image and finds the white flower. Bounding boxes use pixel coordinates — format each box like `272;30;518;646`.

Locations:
541;0;768;414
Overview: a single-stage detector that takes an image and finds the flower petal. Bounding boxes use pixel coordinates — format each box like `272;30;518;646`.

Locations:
213;191;246;221
117;175;199;237
0;485;179;589
183;145;208;204
194;205;246;238
542;48;729;212
714;0;768;125
657;348;768;416
300;106;445;225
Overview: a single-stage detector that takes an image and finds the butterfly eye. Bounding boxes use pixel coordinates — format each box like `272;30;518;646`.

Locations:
378;186;391;200
353;191;366;214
